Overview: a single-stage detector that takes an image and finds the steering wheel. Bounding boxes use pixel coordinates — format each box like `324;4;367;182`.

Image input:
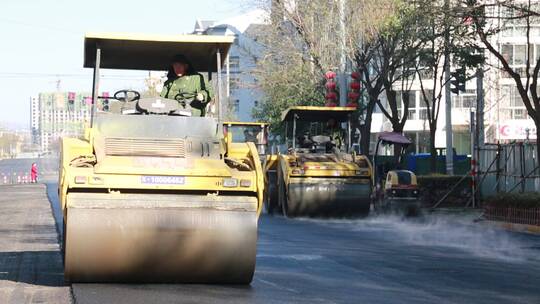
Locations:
114;90;141;102
174;92;197;107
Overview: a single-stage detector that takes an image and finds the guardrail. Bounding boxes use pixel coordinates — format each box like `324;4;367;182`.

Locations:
484;206;540;226
0;171;58;185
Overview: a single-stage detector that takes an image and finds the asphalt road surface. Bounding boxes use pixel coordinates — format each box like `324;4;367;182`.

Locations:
43;183;540;304
0;184;70;303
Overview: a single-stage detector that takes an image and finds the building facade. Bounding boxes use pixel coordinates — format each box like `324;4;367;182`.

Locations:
30;92;92;153
193;10;266;122
373;1;539;156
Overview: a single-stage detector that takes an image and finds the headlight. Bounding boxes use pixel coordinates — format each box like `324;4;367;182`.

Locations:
223;178;238;187
240;179;252;187
74;176;86;184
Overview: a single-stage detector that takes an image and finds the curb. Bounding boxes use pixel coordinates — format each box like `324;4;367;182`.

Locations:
480;220;540;235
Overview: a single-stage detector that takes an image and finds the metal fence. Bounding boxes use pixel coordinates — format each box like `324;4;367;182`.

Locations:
478;142;540;197
0;172;34;184
484;206;540;226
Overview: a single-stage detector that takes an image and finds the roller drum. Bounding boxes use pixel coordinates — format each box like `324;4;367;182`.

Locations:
285;178;371;218
64;193;258;283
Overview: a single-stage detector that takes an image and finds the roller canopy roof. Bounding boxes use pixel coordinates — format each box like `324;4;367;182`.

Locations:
281;106;357;123
84;32;234;72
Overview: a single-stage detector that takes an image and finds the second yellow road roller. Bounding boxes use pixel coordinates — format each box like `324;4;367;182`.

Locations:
265;106;372;217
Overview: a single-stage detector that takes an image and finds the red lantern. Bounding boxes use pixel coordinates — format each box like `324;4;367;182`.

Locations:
349;82;361;90
324;71;339;107
325;101;338;107
325;81;337;90
348;91;360;101
325;71;337;79
351;72;360;80
346;101;358;108
325;92;338;101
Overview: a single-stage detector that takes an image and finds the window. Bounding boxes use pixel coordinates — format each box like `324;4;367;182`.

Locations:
514;45;527;65
408;109;417;120
233;34;239;46
421;90;433;105
233;99;240;113
501;45;513;63
462;95;475;108
418;108;429;120
230;76;240;89
229;56;240;69
513;108;528;119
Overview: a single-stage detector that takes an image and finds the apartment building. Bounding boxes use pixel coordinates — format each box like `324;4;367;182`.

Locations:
193;9;266;121
374;1;539;155
30;92;92;153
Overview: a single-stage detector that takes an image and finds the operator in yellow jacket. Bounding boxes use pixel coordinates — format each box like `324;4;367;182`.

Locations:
160;54;214;117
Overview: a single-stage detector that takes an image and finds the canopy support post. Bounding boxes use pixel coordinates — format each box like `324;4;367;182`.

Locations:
90;47;101;127
217;48;222;125
292;114;297;151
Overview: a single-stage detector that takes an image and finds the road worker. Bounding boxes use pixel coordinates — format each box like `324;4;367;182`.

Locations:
160;54;214;117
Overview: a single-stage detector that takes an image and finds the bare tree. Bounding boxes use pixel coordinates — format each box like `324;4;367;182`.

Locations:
461;0;540;163
253;0;404;153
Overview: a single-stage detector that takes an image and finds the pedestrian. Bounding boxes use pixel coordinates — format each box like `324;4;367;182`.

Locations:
30;162;38;183
160;54;214;117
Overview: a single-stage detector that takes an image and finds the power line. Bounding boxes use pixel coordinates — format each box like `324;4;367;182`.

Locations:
0;72;149;80
0;18;80;35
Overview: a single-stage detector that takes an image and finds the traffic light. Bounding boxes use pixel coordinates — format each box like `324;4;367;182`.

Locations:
68;92;75;105
450;68;466;95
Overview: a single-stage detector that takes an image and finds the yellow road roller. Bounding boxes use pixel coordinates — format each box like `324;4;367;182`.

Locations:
58;33;264;283
372;132;421;216
265;106;372;217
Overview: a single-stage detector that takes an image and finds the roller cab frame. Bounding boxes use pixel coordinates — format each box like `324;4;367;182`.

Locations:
372;132;421;216
265;106;372;218
223;121;269;161
58;32;264;284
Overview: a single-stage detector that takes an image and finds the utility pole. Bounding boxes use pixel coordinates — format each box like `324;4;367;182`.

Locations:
338;0;347;106
470;110;476;208
476;67;484;147
444;0;454;175
475;56;485;207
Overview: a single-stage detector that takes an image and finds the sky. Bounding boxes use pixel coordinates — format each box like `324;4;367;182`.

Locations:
0;0;249;129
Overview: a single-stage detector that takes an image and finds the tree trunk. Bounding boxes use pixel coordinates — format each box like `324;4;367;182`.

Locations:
392;123;404;166
360;98;377;156
536;121;540;175
360;115;372;156
429;126;437;174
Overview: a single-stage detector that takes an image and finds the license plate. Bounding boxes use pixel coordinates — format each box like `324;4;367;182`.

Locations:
141;176;185;185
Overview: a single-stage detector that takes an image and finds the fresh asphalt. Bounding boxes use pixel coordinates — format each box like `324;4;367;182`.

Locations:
43;182;540;304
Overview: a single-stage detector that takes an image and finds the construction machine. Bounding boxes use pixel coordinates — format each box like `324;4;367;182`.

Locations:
265;106;372;217
58;33;264;283
372;132;421;216
224;122;269;160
